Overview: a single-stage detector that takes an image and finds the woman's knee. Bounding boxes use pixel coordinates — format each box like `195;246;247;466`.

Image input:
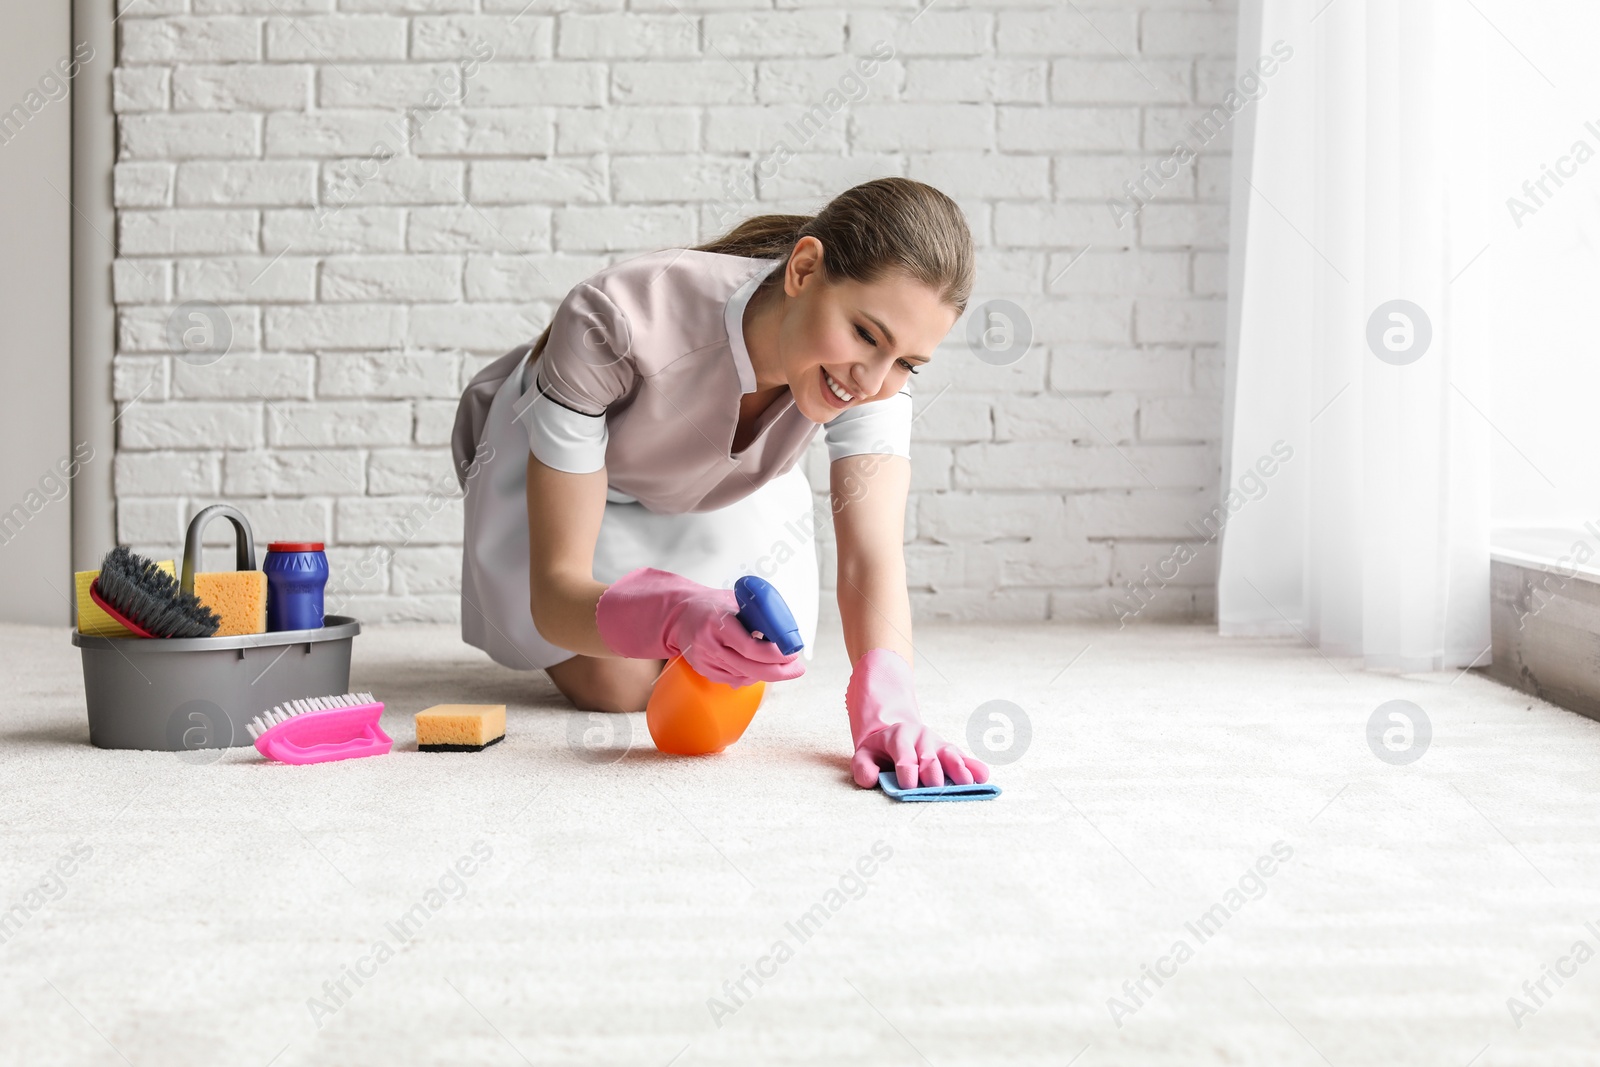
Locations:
546;655;662;713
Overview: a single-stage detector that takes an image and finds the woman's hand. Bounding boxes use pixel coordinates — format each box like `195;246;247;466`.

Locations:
595;567;804;687
846;648;990;789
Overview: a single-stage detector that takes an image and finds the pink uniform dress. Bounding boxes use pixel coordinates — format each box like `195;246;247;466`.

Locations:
451;248;912;671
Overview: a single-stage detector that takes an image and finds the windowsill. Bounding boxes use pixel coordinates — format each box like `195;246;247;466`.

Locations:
1490;525;1600;582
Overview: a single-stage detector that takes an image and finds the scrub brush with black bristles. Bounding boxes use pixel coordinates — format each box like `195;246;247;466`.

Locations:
89;545;221;638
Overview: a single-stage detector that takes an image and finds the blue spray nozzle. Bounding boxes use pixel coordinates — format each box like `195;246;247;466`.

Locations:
734;576;804;656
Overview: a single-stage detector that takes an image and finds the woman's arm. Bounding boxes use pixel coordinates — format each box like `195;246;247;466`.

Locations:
525;451;614;657
831;452;914;666
832;450;989;788
525;451;802;685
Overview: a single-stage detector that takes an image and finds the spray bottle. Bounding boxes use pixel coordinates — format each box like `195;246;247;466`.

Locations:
645;575;803;755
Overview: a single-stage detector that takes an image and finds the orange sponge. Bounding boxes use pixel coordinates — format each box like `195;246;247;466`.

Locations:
193;570;267;636
416;704;506;752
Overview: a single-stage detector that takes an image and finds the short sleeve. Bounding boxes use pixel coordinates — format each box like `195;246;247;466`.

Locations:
512;281;636;475
822;387;912;462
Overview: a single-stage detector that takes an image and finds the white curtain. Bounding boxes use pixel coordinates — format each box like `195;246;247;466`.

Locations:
1218;0;1492;670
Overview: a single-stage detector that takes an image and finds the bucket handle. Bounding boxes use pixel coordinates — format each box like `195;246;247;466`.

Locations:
180;504;257;594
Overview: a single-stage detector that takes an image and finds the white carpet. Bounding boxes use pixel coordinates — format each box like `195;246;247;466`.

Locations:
2;618;1598;1066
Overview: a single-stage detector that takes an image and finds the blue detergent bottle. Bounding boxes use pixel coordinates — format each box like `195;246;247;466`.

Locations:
264;541;329;631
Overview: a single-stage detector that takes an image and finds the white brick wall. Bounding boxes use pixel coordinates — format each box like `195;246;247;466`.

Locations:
112;0;1234;626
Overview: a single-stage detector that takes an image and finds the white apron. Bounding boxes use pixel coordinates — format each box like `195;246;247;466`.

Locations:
455;346;820;671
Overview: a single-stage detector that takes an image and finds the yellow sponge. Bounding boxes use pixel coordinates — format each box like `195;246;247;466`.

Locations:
75;561;177;637
416;704;506;752
193;570;268;636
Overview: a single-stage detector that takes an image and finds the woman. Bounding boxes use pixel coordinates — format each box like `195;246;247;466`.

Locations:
451;178;989;790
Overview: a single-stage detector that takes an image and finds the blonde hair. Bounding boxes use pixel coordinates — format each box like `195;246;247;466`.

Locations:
527;178;973;360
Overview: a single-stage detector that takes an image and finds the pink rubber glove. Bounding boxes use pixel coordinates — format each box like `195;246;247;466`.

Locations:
846;648;991;790
594;567;804;687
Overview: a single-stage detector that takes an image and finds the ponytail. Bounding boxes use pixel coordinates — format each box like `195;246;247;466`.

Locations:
695;178;974;312
529;179;974;359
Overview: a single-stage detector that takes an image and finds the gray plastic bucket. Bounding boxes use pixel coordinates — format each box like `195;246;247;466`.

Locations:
74;502;361;752
72;616;361;751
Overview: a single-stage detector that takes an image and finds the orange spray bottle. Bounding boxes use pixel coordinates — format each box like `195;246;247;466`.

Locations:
645;576;803;755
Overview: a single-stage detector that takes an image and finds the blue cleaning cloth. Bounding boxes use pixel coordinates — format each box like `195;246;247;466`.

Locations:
878;770;1001;802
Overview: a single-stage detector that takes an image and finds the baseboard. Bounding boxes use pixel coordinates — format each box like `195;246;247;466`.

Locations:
1488;528;1600;721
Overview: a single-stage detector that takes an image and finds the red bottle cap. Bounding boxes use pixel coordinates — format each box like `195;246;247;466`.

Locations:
267;541;325;552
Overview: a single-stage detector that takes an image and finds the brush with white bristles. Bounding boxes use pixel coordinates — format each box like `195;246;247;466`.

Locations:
247;691;376;739
247;691;391;765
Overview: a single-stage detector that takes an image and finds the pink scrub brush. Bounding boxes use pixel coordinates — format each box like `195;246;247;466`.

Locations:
246;691;391;765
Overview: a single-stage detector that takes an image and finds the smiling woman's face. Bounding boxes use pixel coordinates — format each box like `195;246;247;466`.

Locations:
769;236;959;425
